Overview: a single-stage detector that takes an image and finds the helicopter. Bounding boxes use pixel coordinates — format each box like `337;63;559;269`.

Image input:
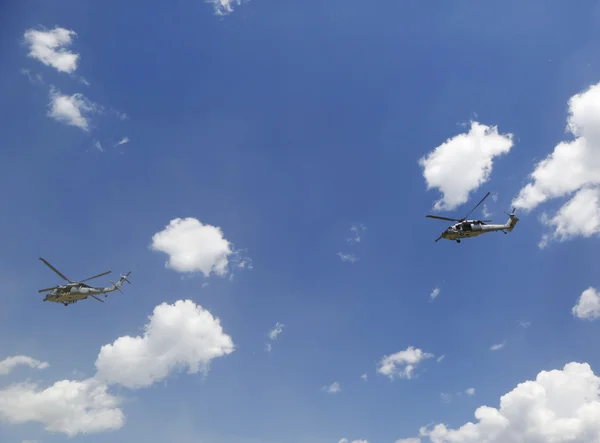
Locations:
37;257;132;306
426;192;519;243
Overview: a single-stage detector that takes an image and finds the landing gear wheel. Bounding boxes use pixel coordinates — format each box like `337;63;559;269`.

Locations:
456;240;461;243
63;303;68;306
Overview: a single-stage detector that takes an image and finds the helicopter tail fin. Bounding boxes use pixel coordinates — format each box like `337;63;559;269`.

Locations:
112;272;132;291
504;209;519;232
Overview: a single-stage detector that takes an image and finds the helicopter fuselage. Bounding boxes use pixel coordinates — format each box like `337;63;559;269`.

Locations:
441;221;513;241
43;281;126;305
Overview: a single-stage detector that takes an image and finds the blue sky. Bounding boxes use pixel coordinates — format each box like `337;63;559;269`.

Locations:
3;1;600;442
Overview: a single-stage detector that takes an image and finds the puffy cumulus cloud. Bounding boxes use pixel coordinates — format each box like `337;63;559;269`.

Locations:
572;287;600;320
377;346;434;380
419;122;513;211
209;0;242;15
95;300;234;389
419;362;600;443
0;378;124;437
0;356;49;375
538;187;600;248
151;217;251;278
47;87;98;131
24;27;79;73
512;82;600;243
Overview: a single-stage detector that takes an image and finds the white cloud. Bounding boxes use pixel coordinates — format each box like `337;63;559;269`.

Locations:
437;355;445;363
94;141;103;152
337;252;358;263
23;27;79;73
209;0;242;15
377;346;434;380
518;320;531;328
0;356;49;375
115;136;130;146
361;373;368;381
0;378;124;437
322;382;341;394
265;322;284;352
572;287;600;320
441;393;452;403
490;342;505;351
481;203;491;219
20;68;44;85
347;223;366;243
396;439;421;443
47;87;97;131
512;82;600;243
419;121;513;211
430;287;440;301
268;322;284;340
151;217;250;278
466;388;476;396
419;362;600;443
340;439;368;443
539;187;600;247
95;300;234;389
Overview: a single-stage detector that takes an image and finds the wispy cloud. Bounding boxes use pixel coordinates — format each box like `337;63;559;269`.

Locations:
337;252;358;263
482;203;492;219
115;136;130;146
268;322;284;340
265;322;284;352
361;373;368;381
20;68;44;85
465;387;475;396
209;0;243;16
490;341;506;351
430;287;440;301
0;356;49;375
94;141;104;152
347;223;367;243
322;381;341;394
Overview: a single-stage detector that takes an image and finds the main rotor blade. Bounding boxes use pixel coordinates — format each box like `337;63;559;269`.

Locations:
462;191;491;221
426;215;461;222
38;287;56;293
80;271;111;283
90;295;105;303
39;258;72;283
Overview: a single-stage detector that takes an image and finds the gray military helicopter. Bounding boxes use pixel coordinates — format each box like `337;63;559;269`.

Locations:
426;192;519;243
37;257;131;306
